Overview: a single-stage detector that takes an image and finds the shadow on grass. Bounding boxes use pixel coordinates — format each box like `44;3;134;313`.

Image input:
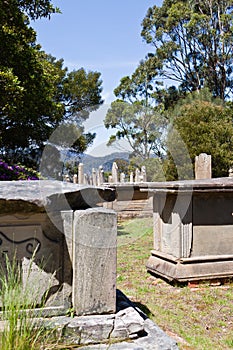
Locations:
117;225;131;236
133;302;154;318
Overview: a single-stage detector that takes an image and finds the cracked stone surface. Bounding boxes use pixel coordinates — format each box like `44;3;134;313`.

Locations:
44;290;179;350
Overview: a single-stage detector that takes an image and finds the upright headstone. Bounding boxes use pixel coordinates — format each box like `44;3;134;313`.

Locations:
108;175;113;183
112;162;118;183
229;168;233;177
120;173;125;183
73;208;117;315
195;153;212;179
141;166;147;182
64;174;70;182
73;174;78;184
92;168;97;186
84;173;89;185
97;165;104;185
135;168;140;182
130;172;134;183
78;163;84;184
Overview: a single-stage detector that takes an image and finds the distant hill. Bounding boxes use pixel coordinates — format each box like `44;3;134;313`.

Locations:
61;150;130;174
80;152;130;173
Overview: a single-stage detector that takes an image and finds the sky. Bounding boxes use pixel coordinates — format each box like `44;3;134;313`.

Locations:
31;0;163;156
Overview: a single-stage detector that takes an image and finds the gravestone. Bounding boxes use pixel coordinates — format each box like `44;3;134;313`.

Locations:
97;165;104;185
120;173;125;183
130;172;134;183
0;180;116;315
73;208;117;315
195;153;212;179
141;166;147;182
145;177;233;282
112;162;119;183
135;168;140;182
92;168;97;186
78;163;84;184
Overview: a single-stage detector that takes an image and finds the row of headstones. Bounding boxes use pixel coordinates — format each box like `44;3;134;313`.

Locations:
63;162;147;185
64;153;232;184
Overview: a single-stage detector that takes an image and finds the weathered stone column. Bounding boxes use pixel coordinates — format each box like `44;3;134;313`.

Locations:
135;168;140;182
130;172;134;183
92;168;97;186
195;153;212;179
72;208;117;315
112;162;118;183
78;163;84;184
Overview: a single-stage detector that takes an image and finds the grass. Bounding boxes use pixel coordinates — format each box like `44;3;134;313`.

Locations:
117;217;233;350
0;253;58;350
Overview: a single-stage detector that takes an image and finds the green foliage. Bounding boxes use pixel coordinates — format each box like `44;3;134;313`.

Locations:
141;0;233;100
0;1;103;168
104;60;167;161
0;254;50;350
171;92;233;177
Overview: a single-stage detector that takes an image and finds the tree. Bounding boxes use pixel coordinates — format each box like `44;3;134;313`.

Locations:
104;60;167;161
141;0;233;100
170;90;233;177
0;1;103;168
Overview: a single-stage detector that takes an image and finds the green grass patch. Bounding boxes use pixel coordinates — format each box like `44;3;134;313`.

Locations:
0;253;58;350
117;217;233;350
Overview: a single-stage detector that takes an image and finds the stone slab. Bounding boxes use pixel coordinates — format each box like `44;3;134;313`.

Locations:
147;251;233;282
73;208;117;315
0;180;116;213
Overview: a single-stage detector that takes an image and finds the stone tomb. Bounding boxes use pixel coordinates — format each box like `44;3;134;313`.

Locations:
145;177;233;283
0;180;116;315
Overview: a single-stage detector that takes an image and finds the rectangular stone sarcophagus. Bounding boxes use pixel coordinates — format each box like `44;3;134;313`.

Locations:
146;178;233;283
0;180;116;315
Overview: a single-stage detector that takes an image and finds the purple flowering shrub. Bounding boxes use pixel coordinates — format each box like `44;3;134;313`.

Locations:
0;159;39;180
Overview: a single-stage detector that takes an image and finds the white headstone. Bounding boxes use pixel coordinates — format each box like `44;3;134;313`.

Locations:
141;166;147;182
112;162;118;183
135;168;140;182
120;173;125;183
130;172;134;183
73;174;78;184
78;163;84;184
92;168;97;186
195;153;212;179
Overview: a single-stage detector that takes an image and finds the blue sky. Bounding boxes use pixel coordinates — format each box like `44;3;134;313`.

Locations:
32;0;162;103
31;0;163;156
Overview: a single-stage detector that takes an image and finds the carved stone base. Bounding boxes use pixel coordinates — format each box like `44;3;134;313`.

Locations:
146;250;233;283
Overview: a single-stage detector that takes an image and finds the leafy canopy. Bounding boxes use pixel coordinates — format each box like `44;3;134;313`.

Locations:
104;60;167;161
141;0;233;100
0;0;103;168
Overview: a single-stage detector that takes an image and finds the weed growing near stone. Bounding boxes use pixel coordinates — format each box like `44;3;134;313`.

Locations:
0;254;55;350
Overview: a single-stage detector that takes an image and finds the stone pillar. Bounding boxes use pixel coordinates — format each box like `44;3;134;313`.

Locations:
120;173;125;183
72;208;117;315
108;175;113;183
73;174;78;184
129;172;134;183
78;163;84;184
229;168;233;177
92;168;97;186
84;173;89;185
141;166;147;182
64;174;70;182
135;168;140;182
97;165;104;185
195;153;212;179
112;162;118;183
